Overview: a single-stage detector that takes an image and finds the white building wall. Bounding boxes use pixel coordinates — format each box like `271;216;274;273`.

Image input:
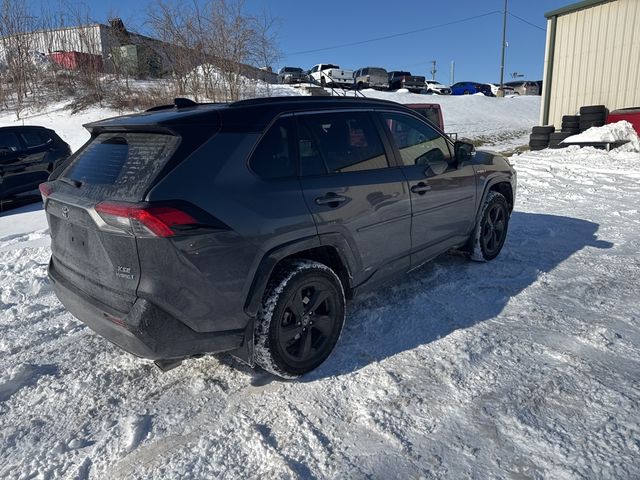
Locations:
542;0;640;127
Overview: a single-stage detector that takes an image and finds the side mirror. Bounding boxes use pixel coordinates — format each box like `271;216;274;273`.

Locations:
454;141;475;163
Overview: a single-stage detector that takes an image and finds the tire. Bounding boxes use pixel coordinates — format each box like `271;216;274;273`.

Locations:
580;105;606;115
561;127;580;134
549;131;573;148
470;191;510;262
531;125;555;135
254;260;346;379
580;113;606;123
529;140;549;149
463;90;470;95
529;134;550;143
529;143;547;151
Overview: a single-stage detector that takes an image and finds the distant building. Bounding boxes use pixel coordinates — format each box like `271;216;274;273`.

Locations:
541;0;640;126
0;19;277;82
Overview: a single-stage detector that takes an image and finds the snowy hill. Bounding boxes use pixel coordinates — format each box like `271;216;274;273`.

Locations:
2;95;640;478
0;91;541;153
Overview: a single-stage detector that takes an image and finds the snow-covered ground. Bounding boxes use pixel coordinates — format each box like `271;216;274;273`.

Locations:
1;96;639;479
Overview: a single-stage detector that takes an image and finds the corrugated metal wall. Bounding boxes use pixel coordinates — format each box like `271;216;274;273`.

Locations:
542;0;640;127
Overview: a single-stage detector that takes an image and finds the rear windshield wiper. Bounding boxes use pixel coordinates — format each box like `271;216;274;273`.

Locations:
59;177;83;188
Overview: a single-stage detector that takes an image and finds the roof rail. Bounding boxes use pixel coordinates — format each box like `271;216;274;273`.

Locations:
145;98;222;112
230;95;400;108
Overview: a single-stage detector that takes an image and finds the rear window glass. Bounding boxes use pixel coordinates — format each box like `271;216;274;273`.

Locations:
62;132;178;201
0;131;22;151
369;68;386;76
20;130;50;148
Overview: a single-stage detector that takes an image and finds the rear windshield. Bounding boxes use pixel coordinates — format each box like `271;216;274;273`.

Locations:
62;132;179;201
368;68;386;76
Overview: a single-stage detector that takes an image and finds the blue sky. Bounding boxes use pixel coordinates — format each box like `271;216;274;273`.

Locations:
34;0;572;84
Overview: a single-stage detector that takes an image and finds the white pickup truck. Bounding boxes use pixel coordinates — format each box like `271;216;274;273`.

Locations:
308;64;353;88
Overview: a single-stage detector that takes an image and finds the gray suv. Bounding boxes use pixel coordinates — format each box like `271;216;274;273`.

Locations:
353;66;389;90
41;96;516;379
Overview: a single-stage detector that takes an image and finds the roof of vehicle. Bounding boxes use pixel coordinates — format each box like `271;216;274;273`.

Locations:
0;125;51;131
85;96;415;133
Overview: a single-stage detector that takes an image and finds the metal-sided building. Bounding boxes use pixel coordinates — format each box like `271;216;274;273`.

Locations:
541;0;640;127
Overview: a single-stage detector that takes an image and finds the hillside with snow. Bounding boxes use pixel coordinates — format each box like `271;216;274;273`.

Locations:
1;94;639;479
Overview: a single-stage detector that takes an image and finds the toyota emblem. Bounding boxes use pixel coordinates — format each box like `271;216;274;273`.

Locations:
61;206;69;219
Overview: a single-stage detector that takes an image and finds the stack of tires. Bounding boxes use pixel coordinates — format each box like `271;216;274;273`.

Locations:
561;115;580;134
529;125;554;150
546;114;581;149
579;105;608;131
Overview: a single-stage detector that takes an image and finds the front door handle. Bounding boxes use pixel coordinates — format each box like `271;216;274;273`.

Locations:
315;193;348;206
410;182;431;195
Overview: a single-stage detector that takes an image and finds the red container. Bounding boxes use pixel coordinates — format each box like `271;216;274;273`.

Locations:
48;51;103;72
607;108;640;135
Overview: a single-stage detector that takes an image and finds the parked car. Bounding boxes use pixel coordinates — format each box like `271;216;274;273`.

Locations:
505;81;540;95
308;64;353;88
277;66;307;84
404;103;444;130
488;83;515;96
42;96;516;379
0;126;71;200
388;71;426;93
450;82;494;96
424;80;451;95
352;66;389;90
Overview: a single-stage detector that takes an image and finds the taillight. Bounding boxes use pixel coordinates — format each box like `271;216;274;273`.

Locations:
401;76;407;83
95;202;198;238
39;182;53;201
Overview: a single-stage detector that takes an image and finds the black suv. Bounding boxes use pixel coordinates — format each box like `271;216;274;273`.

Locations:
42;97;516;378
1;126;71;200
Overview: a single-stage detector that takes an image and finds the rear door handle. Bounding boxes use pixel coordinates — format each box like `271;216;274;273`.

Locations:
410;182;431;194
315;193;348;206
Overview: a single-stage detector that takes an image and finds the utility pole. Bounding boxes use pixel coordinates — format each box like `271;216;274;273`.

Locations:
430;60;437;81
450;61;455;85
499;0;508;92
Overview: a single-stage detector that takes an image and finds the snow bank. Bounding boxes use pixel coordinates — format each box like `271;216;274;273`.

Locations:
1;101;639;478
564;120;640;152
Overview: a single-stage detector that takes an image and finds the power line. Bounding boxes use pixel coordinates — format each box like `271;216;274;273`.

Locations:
508;12;546;32
284;11;501;57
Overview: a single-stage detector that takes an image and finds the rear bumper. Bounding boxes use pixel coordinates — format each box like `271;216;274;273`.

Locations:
49;259;246;360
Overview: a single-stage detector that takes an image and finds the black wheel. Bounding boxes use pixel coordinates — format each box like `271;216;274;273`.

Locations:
471;192;509;262
463;90;470;95
254;260;345;379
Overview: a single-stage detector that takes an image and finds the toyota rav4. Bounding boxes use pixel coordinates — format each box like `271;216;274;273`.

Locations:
41;96;516;379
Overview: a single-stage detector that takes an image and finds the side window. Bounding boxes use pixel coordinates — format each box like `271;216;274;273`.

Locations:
20;130;50;148
380;112;453;174
0;131;23;152
298;112;388;175
249;117;295;179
